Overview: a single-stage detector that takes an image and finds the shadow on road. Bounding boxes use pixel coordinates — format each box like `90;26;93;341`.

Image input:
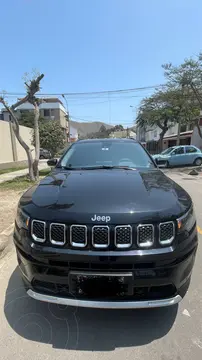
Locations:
4;267;178;351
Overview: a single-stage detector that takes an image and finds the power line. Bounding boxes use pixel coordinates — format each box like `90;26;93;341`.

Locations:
2;84;165;97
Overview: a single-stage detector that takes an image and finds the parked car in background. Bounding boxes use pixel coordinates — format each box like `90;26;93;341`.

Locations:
39;148;51;159
153;145;202;167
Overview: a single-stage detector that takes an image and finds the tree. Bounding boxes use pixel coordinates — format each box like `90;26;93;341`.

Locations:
18;112;45;128
87;124;112;139
0;73;44;181
137;87;200;149
163;88;199;145
33;120;66;157
162;55;202;138
137;90;176;151
113;124;124;131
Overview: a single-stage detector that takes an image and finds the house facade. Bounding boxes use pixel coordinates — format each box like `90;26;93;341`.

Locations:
1;97;68;138
69;125;78;142
136;119;202;153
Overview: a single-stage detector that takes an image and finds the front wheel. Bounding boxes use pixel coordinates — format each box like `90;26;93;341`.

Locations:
194;158;202;166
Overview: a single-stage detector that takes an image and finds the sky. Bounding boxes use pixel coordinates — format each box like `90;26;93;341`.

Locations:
1;0;202;128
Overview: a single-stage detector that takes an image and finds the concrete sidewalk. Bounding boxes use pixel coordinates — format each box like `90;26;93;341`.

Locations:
0;160;49;184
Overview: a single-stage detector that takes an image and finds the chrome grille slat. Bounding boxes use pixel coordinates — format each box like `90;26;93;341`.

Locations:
115;225;132;248
31;220;46;243
50;223;66;246
30;220;175;249
70;225;87;248
137;224;154;248
92;226;109;248
159;221;175;245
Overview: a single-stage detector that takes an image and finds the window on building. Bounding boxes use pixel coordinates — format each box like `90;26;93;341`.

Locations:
185;146;197;153
44;109;50;117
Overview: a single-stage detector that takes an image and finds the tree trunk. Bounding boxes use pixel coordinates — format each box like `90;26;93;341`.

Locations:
32;102;40;180
157;119;168;152
159;130;166;152
7;109;35;181
176;121;181;146
0;73;44;182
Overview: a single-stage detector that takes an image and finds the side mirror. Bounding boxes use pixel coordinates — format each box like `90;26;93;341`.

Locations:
47;158;58;167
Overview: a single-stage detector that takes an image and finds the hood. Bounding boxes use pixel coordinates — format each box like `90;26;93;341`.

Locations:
20;168;191;224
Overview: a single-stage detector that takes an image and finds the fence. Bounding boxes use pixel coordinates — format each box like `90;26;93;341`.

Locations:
0;120;33;167
146;140;161;155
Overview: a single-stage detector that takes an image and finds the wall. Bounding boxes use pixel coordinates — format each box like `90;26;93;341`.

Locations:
0;121;13;163
191;127;202;150
15;125;33;161
69;125;78;141
0;121;33;164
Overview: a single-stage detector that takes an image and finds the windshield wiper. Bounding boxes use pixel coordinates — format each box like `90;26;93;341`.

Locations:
56;166;78;170
57;165;137;170
78;165;136;170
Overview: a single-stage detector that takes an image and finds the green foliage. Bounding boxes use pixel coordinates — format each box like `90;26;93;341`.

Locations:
137;90;175;133
137;52;202;144
32;120;66;156
87;124;112;139
18;112;45;128
113;124;124;131
162;55;202;90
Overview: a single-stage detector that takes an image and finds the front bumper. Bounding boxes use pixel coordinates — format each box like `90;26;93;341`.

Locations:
14;225;198;309
27;289;182;309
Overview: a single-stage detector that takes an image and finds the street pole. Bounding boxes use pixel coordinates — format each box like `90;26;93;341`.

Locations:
62;94;70;143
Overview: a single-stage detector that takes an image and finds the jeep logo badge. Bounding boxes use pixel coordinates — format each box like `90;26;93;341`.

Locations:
91;214;111;223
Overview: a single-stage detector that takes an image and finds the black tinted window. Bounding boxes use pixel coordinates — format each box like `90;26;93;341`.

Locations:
185;146;197;153
173;147;184;155
60;141;155;169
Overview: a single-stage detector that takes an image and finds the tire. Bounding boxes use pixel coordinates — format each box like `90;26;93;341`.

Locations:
40;155;45;159
194;158;202;166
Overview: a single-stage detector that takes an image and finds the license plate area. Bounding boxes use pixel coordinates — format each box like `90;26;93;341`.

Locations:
69;271;133;298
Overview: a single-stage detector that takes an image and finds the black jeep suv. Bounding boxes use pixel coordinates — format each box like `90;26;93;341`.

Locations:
14;138;198;309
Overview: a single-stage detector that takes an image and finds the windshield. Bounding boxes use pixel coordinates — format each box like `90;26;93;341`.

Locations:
161;147;175;155
59;140;155;170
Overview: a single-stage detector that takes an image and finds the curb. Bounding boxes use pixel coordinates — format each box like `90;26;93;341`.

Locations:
0;224;14;258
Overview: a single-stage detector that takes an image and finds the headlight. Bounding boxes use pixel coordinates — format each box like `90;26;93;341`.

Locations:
15;207;30;230
177;206;196;233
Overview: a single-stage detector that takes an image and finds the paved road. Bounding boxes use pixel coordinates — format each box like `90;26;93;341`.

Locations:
0;171;202;360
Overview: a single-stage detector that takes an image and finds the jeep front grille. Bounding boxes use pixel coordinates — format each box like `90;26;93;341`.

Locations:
115;225;132;248
31;220;46;243
30;220;175;249
92;226;109;248
159;221;175;245
50;223;66;246
137;224;154;248
70;225;87;247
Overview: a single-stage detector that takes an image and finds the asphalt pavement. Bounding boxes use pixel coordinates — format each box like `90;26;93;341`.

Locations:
0;171;202;360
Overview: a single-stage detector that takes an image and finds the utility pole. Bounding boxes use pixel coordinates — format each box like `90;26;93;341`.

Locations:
62;94;70;142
